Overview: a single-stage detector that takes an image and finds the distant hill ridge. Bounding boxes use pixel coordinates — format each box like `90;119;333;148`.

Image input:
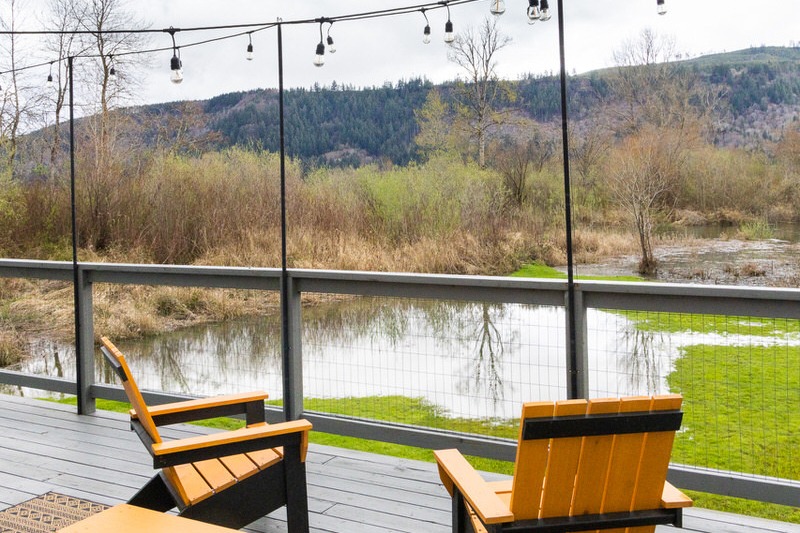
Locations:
122;46;800;165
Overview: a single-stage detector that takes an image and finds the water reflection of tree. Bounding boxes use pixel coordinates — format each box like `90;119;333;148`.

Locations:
303;297;514;404
619;322;664;394
119;317;284;395
466;303;506;404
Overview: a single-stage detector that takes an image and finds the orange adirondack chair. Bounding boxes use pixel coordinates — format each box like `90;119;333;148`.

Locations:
100;337;312;532
435;395;692;533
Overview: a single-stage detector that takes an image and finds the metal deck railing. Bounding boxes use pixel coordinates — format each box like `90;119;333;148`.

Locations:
0;258;798;507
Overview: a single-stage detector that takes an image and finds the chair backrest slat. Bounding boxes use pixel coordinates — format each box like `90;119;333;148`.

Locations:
571;397;622;518
509;402;554;520
100;337;162;445
539;399;588;519
596;396;654;533
627;395;683;533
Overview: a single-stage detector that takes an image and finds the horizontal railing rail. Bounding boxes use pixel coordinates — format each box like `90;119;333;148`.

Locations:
0;258;798;507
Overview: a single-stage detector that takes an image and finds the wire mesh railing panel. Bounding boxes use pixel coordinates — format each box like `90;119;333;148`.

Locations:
591;309;799;482
91;285;285;402
301;295;566;438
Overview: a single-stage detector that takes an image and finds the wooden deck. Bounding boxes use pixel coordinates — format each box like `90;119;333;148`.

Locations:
0;394;796;533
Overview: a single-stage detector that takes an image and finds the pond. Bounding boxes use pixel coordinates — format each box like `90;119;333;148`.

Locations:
9;295;790;421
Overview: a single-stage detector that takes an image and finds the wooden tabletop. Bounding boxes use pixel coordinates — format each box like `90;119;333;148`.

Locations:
57;504;239;533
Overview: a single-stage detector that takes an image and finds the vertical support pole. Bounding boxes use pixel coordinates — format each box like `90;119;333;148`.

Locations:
556;0;580;399
278;23;303;421
69;56;95;415
76;270;95;413
565;287;589;398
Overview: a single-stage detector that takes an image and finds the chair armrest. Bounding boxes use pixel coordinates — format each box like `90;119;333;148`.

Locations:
151;419;312;467
662;481;693;509
434;449;514;525
135;391;269;426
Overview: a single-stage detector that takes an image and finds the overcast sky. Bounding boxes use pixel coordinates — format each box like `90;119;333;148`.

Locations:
19;0;800;105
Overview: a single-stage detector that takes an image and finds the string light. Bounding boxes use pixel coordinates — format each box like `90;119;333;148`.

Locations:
1;0;669;83
527;0;540;24
443;2;455;44
539;0;551;21
489;0;505;16
421;9;432;44
246;32;254;60
168;28;183;84
326;22;336;54
313;21;325;67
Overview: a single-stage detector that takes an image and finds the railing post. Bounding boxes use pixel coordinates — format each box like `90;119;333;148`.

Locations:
281;274;304;421
76;267;95;414
565;286;589;399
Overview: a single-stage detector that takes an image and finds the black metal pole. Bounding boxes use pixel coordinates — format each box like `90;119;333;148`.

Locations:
277;23;296;421
556;0;580;399
68;56;87;413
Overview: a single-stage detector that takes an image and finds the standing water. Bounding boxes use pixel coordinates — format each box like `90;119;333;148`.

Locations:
10;295;791;420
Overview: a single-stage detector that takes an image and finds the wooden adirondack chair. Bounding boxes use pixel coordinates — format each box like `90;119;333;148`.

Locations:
99;337;312;532
434;395;692;533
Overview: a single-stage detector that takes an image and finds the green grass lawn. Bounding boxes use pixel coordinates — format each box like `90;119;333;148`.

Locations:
511;262;644;282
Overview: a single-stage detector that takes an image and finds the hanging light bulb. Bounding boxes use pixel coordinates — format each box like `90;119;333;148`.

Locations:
539;0;551;21
314;42;325;67
421;9;431;44
170;53;183;83
246;33;254;60
657;0;667;15
444;20;455;43
167;28;183;84
326;22;336;54
313;21;325;66
527;0;541;24
489;0;505;16
443;4;455;44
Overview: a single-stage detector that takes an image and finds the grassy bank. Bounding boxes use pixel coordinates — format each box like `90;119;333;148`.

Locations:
511;262;644;281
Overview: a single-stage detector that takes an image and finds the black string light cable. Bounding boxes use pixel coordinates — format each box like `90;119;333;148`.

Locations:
0;0;488;80
12;0;639;82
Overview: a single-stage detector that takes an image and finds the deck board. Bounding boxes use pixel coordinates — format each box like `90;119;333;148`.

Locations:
0;395;796;533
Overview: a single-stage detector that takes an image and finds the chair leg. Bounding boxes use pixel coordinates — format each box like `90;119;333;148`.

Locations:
284;444;310;533
453;487;467;533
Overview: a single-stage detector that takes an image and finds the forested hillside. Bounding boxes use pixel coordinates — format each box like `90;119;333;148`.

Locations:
147;46;800;165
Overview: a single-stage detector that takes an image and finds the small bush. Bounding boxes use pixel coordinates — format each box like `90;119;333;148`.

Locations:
0;329;25;367
737;220;774;241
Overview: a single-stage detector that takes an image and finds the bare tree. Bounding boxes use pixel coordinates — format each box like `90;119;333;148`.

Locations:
605;29;715;274
491;119;557;207
73;0;150;250
448;17;513;167
0;0;44;173
607;126;686;275
607;28;715;138
42;0;85;174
